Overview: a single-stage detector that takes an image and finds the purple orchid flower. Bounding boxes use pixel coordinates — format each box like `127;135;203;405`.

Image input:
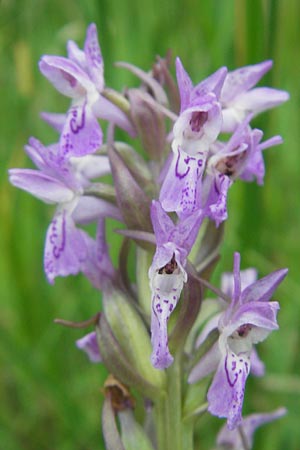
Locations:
220;60;289;132
192;265;265;382
39;23;135;157
216;407;287;449
202;117;283;225
9;137;120;283
159;58;227;216
76;331;102;363
149;200;204;369
188;252;287;429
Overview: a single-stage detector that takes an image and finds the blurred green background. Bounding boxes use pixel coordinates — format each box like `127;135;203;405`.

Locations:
0;0;299;449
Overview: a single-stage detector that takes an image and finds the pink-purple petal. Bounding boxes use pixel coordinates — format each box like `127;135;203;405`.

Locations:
175;57;193;113
76;331;102;363
205;173;232;226
188;341;221;383
72;196;122;224
8;169;74;204
221;60;273;104
80;220;115;290
217;407;287;449
39;55;92;97
40;111;66;133
92;95;136;137
84;23;104;91
250;348;265;377
241;268;288;304
236;87;290;115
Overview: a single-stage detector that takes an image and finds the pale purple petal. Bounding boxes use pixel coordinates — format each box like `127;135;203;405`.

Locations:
72;196;122;224
170;207;204;251
191;66;227;101
60;102;102;157
67;40;86;66
84;23;104;91
175;57;193;112
188;341;221;383
44;209;87;283
221;109;243;133
70;154;111;181
207;350;251;429
150;200;176;246
217;407;287;449
8;169;74;204
221;268;257;299
239;145;265;185
221;60;273;104
241;268;288;304
25;138;75;186
40;111;66;133
205;173;232;226
250;348;265;377
92;95;136;137
196;313;222;348
80;220;115;290
228;301;280;337
235;87;289;115
39;55;92;97
76;331;102;363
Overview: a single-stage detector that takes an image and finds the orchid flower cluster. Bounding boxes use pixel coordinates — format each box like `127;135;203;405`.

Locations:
9;23;289;450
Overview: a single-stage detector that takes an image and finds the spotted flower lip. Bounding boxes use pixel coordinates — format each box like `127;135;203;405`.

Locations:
189;252;288;430
149;200;204;369
39;23;135;157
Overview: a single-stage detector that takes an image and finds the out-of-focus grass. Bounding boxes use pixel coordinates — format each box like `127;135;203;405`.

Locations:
0;0;299;449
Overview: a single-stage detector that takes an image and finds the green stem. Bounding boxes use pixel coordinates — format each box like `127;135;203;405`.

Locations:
155;352;194;450
166;355;182;450
181;421;194;450
154;394;169;450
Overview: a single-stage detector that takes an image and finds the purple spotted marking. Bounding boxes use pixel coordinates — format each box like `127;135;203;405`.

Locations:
175;151;190;179
86;27;102;66
50;213;66;259
70;104;86;134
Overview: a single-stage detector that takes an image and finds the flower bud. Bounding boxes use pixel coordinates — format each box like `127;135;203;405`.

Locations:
128;89;167;161
100;287;166;395
119;410;155;450
108;144;153;234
